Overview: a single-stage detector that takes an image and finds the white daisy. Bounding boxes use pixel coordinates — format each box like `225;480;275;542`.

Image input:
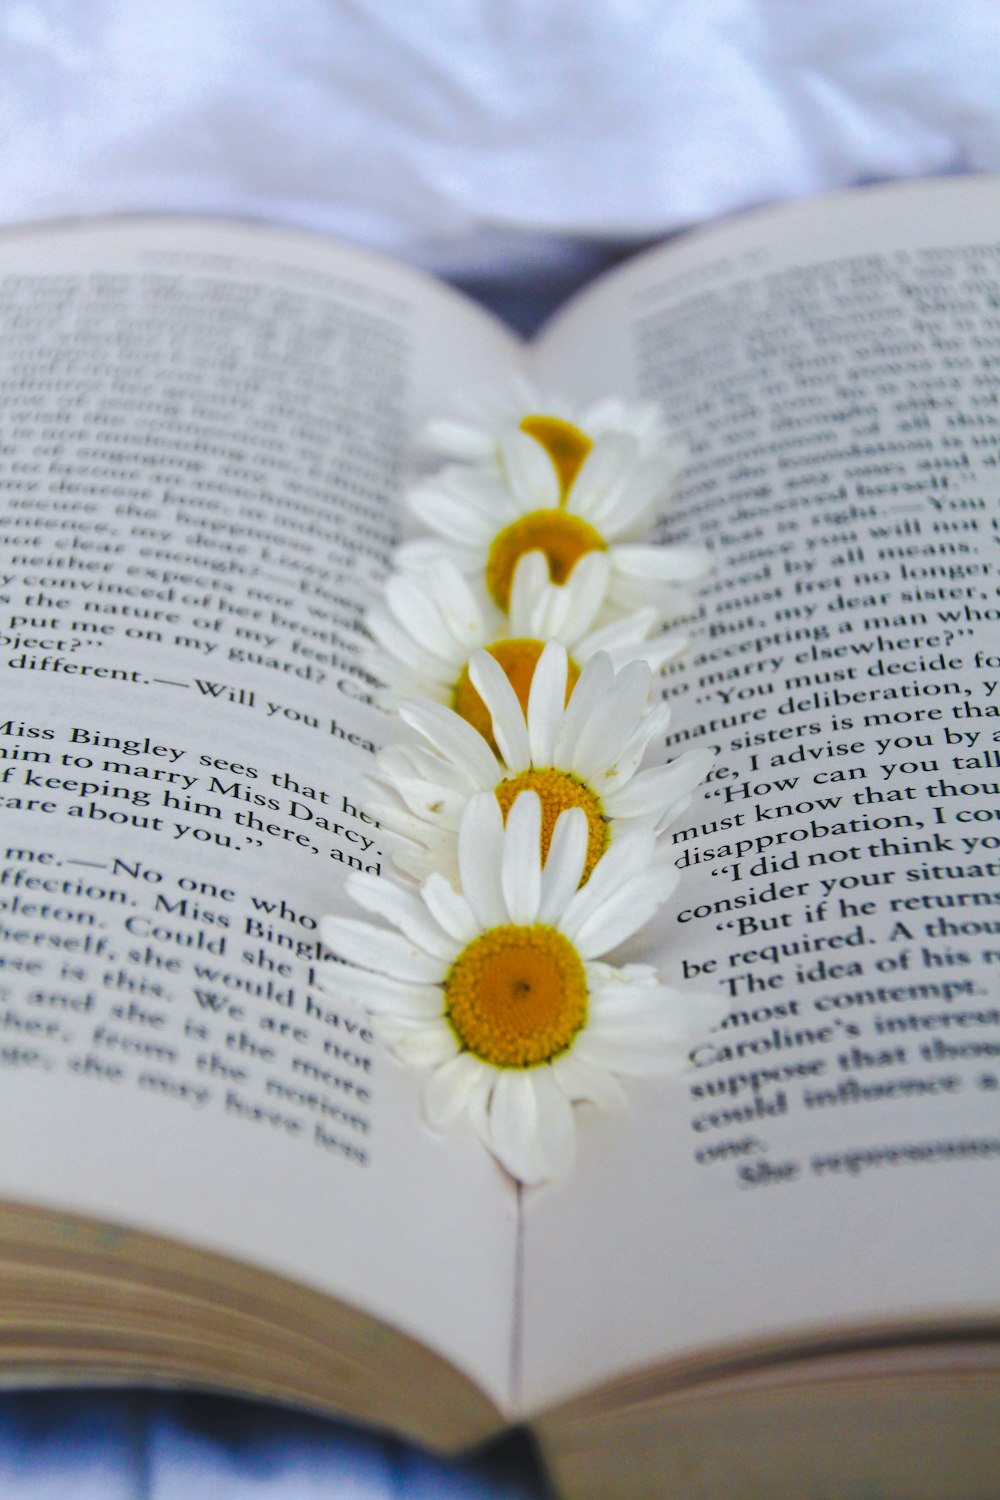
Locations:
318;791;726;1185
366;552;689;745
371;641;713;884
402;406;708;621
420;377;677;469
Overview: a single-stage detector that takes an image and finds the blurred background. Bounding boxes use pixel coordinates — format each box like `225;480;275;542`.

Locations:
0;1;997;1493
3;0;999;330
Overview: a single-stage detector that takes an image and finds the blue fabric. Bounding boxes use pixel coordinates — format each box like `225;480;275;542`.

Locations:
0;1393;551;1498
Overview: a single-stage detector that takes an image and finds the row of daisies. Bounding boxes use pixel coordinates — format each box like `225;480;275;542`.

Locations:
319;386;727;1186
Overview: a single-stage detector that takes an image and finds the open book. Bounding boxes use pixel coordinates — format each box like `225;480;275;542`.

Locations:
0;176;997;1499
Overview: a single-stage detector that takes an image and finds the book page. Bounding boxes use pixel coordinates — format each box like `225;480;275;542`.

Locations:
520;177;1000;1411
0;217;526;1409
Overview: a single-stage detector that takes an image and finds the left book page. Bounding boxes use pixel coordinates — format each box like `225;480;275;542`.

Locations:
0;218;524;1417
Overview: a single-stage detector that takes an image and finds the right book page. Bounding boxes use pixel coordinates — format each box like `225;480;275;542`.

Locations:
518;176;1000;1413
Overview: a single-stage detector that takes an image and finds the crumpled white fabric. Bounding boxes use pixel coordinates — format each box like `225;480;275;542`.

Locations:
0;0;998;277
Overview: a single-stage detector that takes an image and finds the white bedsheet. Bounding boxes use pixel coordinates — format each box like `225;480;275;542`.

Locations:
1;0;998;278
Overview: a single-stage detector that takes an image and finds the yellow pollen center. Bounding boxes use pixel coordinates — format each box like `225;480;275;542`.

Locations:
445;924;588;1067
453;638;580;749
519;413;593;498
494;768;608;884
485;510;606;611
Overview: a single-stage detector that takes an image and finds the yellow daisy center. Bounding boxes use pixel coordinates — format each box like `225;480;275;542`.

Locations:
519;414;593;498
445;924;588;1067
485;510;606;611
453;638;580;749
495;768;608;884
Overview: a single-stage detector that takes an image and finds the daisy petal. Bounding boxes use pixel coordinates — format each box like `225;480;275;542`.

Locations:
420;417;494;460
567;431;637;521
422;1053;488;1130
528;1067;577;1182
392;845;446;883
421;872;479;946
367;606;441;676
587;973;679;1019
463;1068;498;1148
393;536;483;578
344;872;455;961
537;808;588;922
501;790;541;923
526;640;568;766
571;864;680;957
611;544;712;582
407;482;497;547
586;623;690;678
508;550;552;634
319;916;446;983
425;558;497;648
487;1069;575;1185
551;551;610;640
366;790;448;842
370;772;468;826
376;1014;460;1069
670;984;729;1033
552;652;615;765
572;1031;687;1077
584;452;664;535
559;828;656;941
399;699;500;789
487;1071;546;1184
591;982;728;1038
605;749;713;825
313;964;443;1018
551;1052;627;1112
576;607;658;660
508;554;610;650
501;427;561;507
527;569;568;641
381;733;469;787
384;572;464;659
458;792;507;928
570;658;651;780
601;702;674;789
468;649;531;771
619;629;690;675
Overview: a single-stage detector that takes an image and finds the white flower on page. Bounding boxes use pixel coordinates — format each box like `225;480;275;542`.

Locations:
371;641;712;884
366;553;689;745
403;392;707;623
318;791;726;1186
419;377;677;468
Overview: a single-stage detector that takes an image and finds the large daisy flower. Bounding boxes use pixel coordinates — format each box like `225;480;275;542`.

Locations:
318;791;725;1185
371;642;712;885
401;400;708;622
366;552;689;744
